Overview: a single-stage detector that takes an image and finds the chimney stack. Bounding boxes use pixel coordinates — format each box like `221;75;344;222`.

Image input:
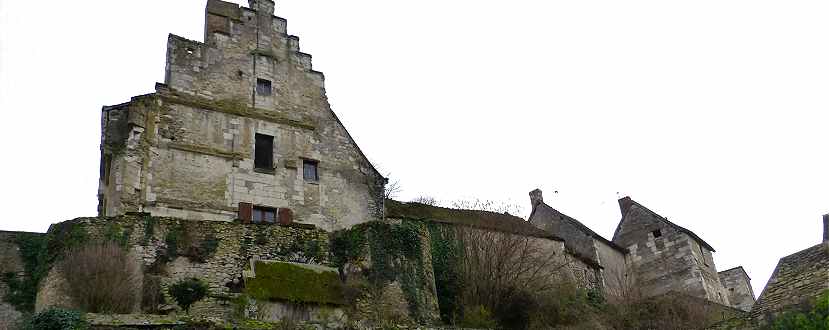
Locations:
823;214;828;243
529;189;543;209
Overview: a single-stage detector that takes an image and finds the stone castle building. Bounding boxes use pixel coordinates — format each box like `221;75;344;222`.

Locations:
5;1;821;328
528;189;755;311
98;0;386;231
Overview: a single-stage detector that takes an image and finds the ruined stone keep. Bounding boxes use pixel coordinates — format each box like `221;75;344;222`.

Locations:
98;0;386;232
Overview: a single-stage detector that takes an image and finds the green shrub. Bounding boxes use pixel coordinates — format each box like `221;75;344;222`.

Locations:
459;305;498;329
169;277;208;312
27;308;88;330
767;290;829;330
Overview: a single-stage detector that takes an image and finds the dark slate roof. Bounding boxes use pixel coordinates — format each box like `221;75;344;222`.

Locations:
529;201;628;254
750;243;829;319
385;199;563;241
616;197;716;252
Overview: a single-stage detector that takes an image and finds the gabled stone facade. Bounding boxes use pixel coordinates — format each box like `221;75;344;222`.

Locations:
718;266;755;312
528;189;748;310
98;0;386;231
614;197;731;306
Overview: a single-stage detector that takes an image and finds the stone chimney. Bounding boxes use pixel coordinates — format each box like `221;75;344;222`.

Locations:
823;214;828;243
529;189;543;209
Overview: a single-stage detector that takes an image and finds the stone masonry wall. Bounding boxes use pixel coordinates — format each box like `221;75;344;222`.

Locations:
0;231;36;330
594;239;631;299
750;243;829;324
36;215;330;319
718;267;755;312
614;204;730;306
99;0;385;232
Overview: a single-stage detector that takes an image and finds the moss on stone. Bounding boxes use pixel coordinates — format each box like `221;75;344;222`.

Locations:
158;91;316;130
168;142;246;160
245;261;344;305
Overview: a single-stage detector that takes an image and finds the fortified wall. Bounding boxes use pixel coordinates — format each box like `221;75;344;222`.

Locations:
0;231;40;329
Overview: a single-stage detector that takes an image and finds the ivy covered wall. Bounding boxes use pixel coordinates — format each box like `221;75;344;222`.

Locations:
32;214;330;319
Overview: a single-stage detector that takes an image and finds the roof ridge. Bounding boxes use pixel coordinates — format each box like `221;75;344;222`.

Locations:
615;197;716;252
536;202;628;253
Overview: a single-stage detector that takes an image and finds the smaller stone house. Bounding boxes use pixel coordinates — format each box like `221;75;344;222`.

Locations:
528;189;749;310
613;196;732;306
718;266;755;312
749;215;829;324
386;200;604;292
528;189;630;298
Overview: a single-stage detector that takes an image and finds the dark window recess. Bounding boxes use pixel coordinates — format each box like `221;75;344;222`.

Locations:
729;288;735;292
252;206;276;224
652;229;662;238
101;154;112;186
256;78;272;96
254;134;274;170
303;159;319;182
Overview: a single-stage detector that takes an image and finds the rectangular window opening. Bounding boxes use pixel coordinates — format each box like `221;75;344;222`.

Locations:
252;206;277;224
303;159;319;182
256;78;272;96
254;133;274;170
651;229;662;238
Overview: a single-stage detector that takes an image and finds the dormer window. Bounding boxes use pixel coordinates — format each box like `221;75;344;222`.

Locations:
256;78;272;96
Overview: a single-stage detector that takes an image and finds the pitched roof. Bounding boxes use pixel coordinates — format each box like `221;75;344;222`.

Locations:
616;197;716;252
529;201;628;254
750;243;829;319
385;199;563;241
718;266;751;281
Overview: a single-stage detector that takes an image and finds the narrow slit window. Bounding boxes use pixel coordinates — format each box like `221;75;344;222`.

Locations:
652;229;662;238
254;133;274;170
256;78;272;96
303;159;319;182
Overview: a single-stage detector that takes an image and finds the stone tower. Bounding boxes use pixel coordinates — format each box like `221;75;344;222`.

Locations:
98;0;386;231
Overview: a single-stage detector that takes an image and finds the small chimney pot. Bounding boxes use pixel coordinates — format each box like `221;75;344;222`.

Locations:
529;189;543;208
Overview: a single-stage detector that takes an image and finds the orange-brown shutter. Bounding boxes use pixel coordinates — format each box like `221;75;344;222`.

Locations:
239;202;253;223
278;208;293;225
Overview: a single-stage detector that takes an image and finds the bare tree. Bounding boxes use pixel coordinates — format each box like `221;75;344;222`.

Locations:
451;198;524;216
411;195;441;206
383;174;402;199
453;225;570;314
60;241;140;313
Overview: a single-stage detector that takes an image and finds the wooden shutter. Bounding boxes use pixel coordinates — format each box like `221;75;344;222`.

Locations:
278;208;293;225
239;202;253;223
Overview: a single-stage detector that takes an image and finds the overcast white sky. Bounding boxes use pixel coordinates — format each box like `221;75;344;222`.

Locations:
1;0;827;295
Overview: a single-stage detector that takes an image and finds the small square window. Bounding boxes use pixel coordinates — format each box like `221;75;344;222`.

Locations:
256;78;272;96
252;206;276;224
303;159;319;182
254;133;274;170
652;229;662;238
